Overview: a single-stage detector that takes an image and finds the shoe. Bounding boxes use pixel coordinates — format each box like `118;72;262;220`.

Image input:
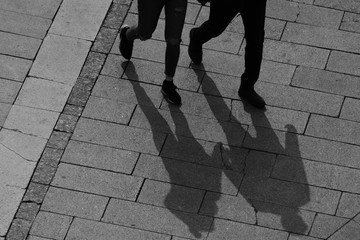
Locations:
188;28;202;65
238;86;265;109
119;25;133;60
161;81;182;105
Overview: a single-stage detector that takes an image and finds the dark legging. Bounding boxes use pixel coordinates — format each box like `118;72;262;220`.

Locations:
126;0;187;78
192;0;267;86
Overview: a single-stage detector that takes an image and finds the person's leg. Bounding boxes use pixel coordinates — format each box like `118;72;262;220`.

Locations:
119;0;165;59
161;0;187;105
238;0;267;108
188;0;238;64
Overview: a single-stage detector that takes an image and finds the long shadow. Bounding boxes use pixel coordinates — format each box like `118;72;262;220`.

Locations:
193;65;310;234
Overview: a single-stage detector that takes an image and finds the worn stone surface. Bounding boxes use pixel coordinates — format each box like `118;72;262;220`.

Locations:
0;78;21;104
0;55;32;82
0;31;41;59
327;51;360;76
310;213;348;239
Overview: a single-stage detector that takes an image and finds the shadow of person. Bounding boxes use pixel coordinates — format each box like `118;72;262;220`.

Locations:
192;64;310;234
122;61;228;239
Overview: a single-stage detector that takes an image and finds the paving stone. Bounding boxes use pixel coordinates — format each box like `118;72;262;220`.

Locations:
243;150;276;178
327;51;360;76
66;218;171;240
256;82;343;116
0;103;11;127
61;140;138;174
15;77;72;112
67;86;90;107
310;213;348;239
273;156;360;193
354;213;360;224
328;220;360;240
30;211;72;240
50;0;112;40
161;134;246;170
41;187;108;220
336;193;360;218
0;9;51;39
0;0;62;19
23;183;48;204
31;162;57;185
0;128;47;162
92;27;119;53
137;179;205;213
72;117;166;155
0;54;32;82
0;185;25;236
52;163;143;200
0;31;41;59
102;198;213;239
253;201;316;234
82;96;135;124
130;105;247;147
103;2;128;29
54;114;78;133
266;0;299;21
63;104;83;117
231;100;309;133
314;0;360;13
79;52;107;81
133;154;243;195
0;144;36;188
262;39;330;69
240;175;341;214
92;75;163;108
341;12;360;33
306;114;360;145
199;192;256;224
46;131;71;150
27;236;49;240
0;78;21;104
29;34;91;85
292;66;360;99
296;4;343;28
288;234;321;240
6;218;31;240
207;218;289;240
282;22;360;54
16;202;40;221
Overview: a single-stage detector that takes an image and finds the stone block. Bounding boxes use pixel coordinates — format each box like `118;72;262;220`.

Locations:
79;52;107;80
341;12;360;33
0;31;41;59
6;218;31;240
92;27;118;53
67;218;171;240
327;51;360;76
266;0;299;21
29;34;91;85
0;54;32;82
23;183;48;204
0;0;61;19
30;211;72;240
314;0;360;13
288;234;321;240
297;4;343;28
16;202;40;221
341;97;360;122
52;163;143;200
41;187;108;220
306;114;360;145
102;198;213;239
46;131;71;149
328;220;360;240
0;103;11;127
62;140;138;174
336;193;360;218
138;179;205;213
82;96;136;124
0;78;21;104
54;114;78;133
72;117;166;155
310;213;348;239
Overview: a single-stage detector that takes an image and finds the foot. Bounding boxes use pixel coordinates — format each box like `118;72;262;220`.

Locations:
188;28;203;65
119;25;133;60
161;80;182;105
238;86;265;109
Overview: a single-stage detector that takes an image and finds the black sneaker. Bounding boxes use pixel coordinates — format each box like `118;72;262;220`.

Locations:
119;25;133;60
161;81;182;105
238;86;265;109
188;28;203;65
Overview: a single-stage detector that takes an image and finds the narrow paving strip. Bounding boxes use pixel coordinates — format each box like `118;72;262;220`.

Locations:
2;0;360;239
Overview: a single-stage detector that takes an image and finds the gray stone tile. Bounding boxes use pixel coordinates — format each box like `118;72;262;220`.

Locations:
292;66;360;99
0;31;41;59
207;218;288;240
102;198;213;239
327;51;360;76
66;218;171;240
0;54;32;82
0;78;21;104
82;96;135;124
341;98;360;123
0;9;51;39
0;0;62;19
23;183;48;204
16;202;40;221
52;163;143;200
137;179;205;213
0;103;11;127
62;140;138;174
266;0;299;21
72;117;166;155
314;0;360;14
41;187;108;220
272;156;360;193
30;211;72;240
27;236;50;240
297;4;343;28
306;114;360;145
134;154;242;195
336;193;360;218
310;213;348;239
328;220;360;240
282;22;360;54
6;218;31;240
288;234;321;240
341;12;360;33
199;192;256;224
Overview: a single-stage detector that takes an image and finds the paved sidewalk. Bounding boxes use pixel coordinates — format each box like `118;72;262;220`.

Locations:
1;0;360;239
